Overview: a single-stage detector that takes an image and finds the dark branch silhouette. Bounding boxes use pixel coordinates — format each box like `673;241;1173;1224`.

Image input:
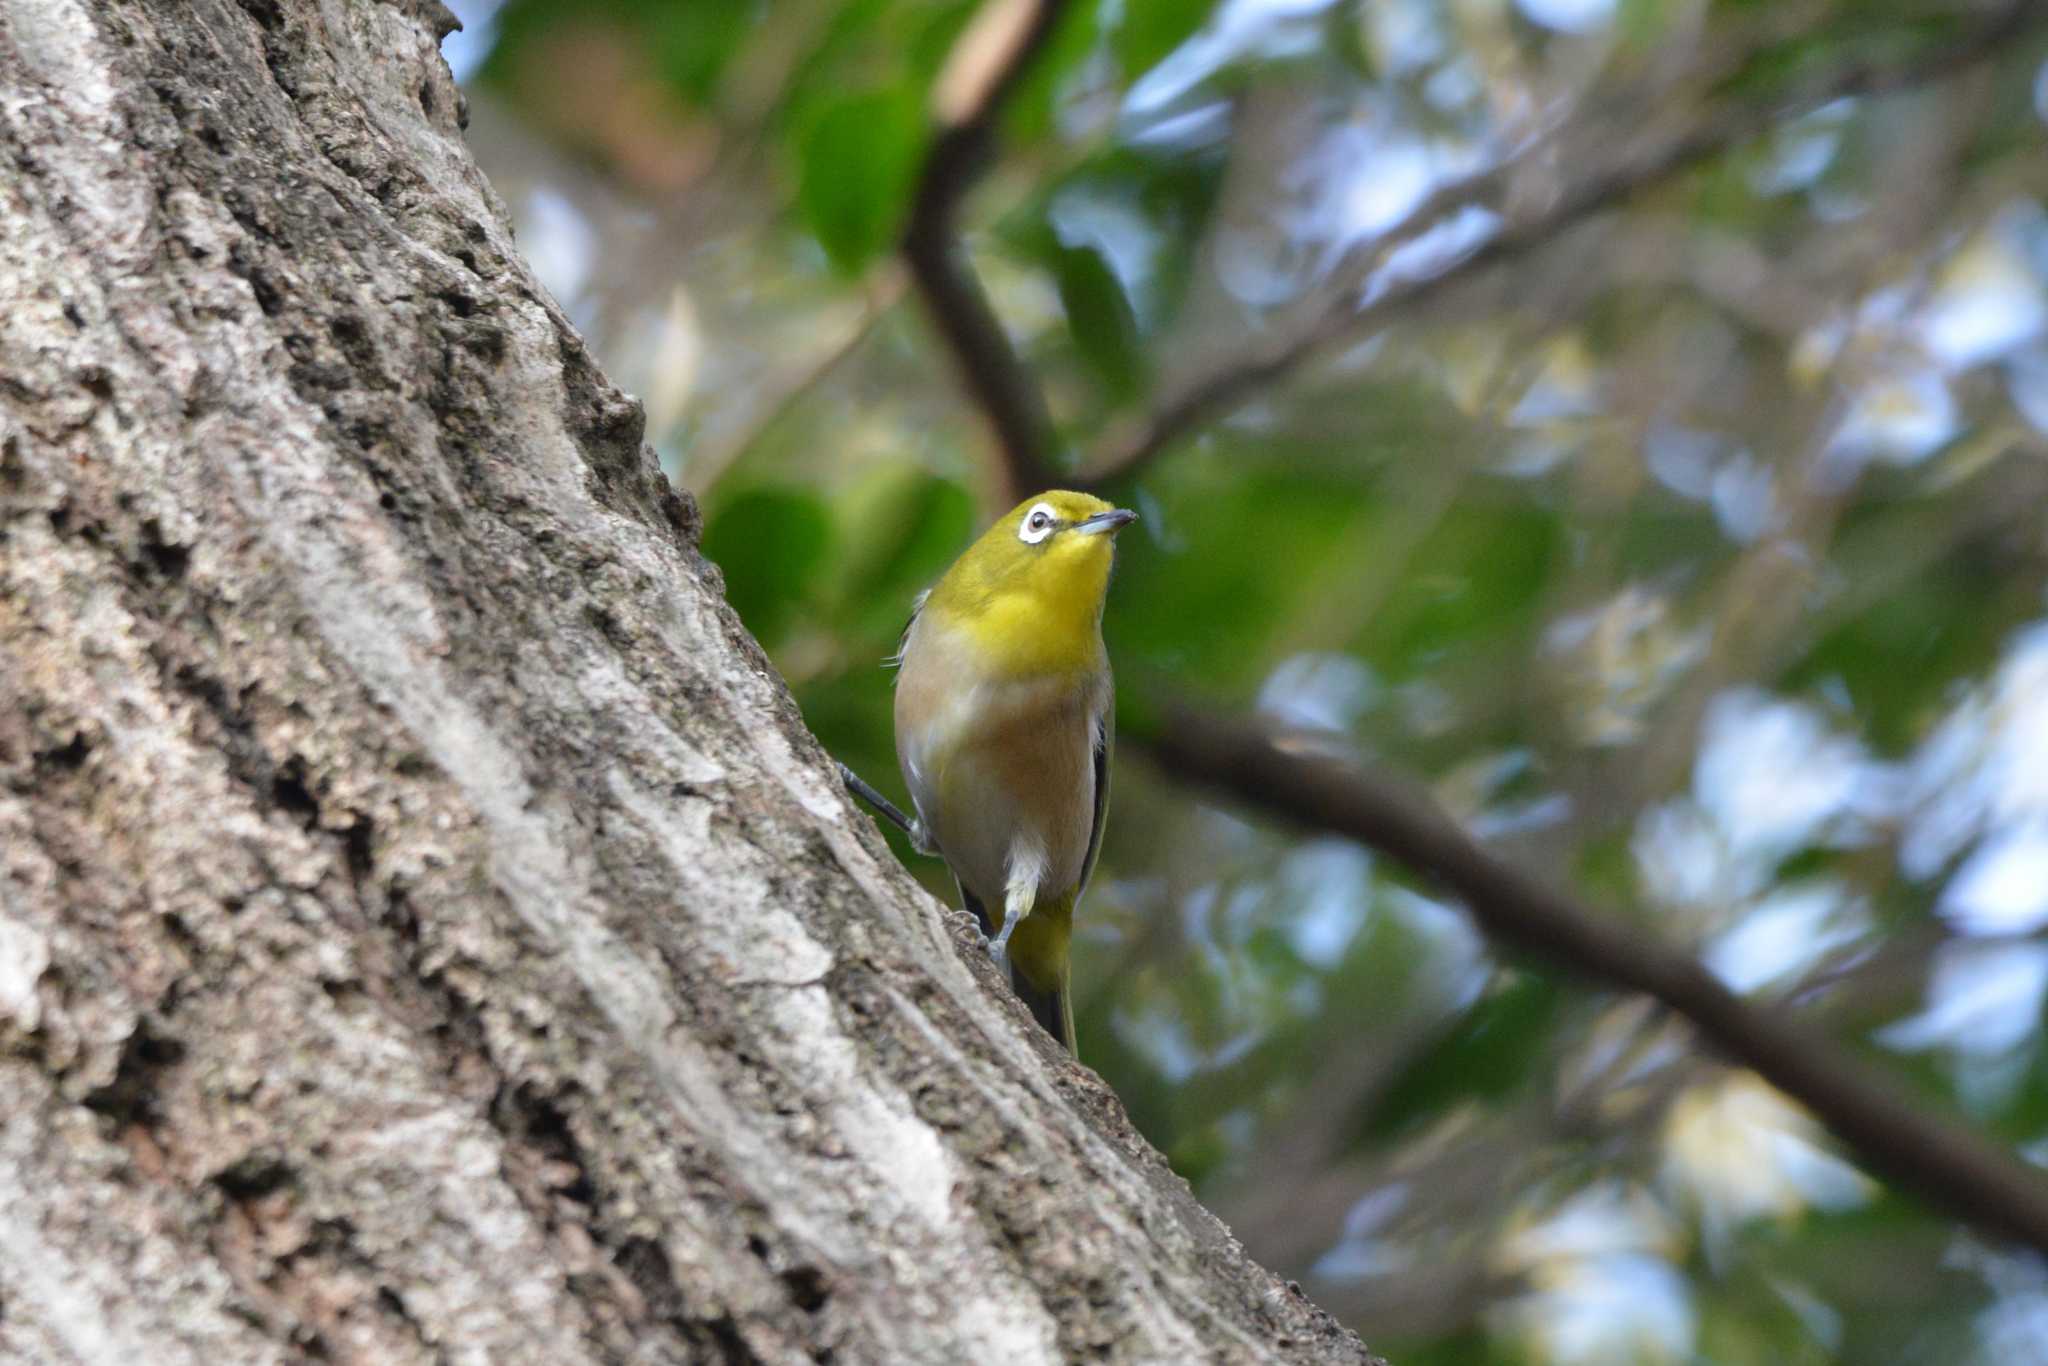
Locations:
883;0;2048;1261
902;0;1074;500
1078;0;2042;486
1142;706;2048;1256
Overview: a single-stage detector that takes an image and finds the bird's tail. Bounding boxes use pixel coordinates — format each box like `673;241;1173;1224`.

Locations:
959;881;1075;1053
1009;956;1074;1054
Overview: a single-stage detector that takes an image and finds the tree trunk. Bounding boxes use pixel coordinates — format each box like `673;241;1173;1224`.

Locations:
0;2;1378;1361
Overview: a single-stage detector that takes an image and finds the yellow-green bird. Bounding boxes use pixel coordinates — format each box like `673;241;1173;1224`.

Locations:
893;490;1137;1052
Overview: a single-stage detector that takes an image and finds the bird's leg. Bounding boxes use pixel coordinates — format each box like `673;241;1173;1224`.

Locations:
985;888;1029;973
836;762;938;855
988;849;1043;971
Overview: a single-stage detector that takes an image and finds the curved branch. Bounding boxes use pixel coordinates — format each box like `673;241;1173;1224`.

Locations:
1081;0;2044;486
1141;706;2048;1256
903;0;1073;500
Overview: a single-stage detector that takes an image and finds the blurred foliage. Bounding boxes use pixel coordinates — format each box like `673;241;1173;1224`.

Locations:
449;0;2048;1360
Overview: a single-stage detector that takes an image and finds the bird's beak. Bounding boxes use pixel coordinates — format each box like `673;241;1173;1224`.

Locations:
1075;508;1138;536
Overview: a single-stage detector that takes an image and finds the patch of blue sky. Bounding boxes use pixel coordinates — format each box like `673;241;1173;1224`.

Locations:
1050;184;1166;326
518;187;597;320
1124;0;1340;120
1496;1242;1694;1363
1904;622;2048;880
1750;100;1854;198
1258;652;1381;733
1827;369;1960;469
1706;882;1866;995
1516;0;1616;36
1312;1183;1415;1281
1360;205;1501;307
1918;203;2048;371
439;0;502;85
1280;840;1375;969
1879;940;2048;1057
1692;689;1876;867
1941;820;2048;936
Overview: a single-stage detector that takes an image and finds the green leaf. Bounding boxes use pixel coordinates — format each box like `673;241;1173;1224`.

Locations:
907;2;981;84
1114;0;1214;83
654;2;755;104
995;150;1225;343
1359;971;1563;1142
1618;0;1687;50
1356;494;1563;677
796;88;924;273
1054;243;1145;402
832;466;978;637
699;487;834;647
1003;0;1105;142
1781;495;2039;754
1107;463;1379;690
770;0;894;138
481;0;754;108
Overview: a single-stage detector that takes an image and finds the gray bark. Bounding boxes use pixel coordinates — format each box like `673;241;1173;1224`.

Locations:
0;1;1380;1362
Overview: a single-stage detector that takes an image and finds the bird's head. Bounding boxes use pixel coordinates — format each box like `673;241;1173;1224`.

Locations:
927;491;1138;658
955;489;1136;593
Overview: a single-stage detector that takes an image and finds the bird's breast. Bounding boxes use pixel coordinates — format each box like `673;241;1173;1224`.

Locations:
894;617;1104;906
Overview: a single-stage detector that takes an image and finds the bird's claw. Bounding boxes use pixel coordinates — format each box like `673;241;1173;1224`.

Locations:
983;912;1021;973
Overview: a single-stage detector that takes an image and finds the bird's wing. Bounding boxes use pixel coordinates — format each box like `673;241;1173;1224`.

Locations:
885;589;930;670
1078;695;1112;895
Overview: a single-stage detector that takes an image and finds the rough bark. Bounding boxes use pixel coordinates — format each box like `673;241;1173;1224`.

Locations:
0;2;1381;1362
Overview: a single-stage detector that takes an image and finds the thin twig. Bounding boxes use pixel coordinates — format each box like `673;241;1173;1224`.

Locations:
902;0;1074;501
1142;706;2048;1256
1080;0;2044;487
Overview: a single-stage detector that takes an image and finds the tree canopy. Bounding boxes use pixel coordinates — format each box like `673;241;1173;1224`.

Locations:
452;1;2048;1360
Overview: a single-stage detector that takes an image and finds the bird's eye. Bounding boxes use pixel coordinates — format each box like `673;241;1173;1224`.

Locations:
1018;502;1058;544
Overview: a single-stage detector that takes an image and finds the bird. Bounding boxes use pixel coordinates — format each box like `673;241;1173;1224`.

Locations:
890;490;1137;1052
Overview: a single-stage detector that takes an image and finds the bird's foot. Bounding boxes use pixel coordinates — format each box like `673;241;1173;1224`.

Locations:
983;910;1022;974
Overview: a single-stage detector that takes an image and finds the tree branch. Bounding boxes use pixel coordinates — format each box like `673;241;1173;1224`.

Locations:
903;0;1072;501
1141;706;2048;1256
1081;0;2045;486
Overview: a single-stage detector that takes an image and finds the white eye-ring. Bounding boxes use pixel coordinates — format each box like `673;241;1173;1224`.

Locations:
1018;502;1058;544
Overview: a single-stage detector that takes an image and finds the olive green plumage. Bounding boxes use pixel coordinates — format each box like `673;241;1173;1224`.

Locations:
892;491;1135;1052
